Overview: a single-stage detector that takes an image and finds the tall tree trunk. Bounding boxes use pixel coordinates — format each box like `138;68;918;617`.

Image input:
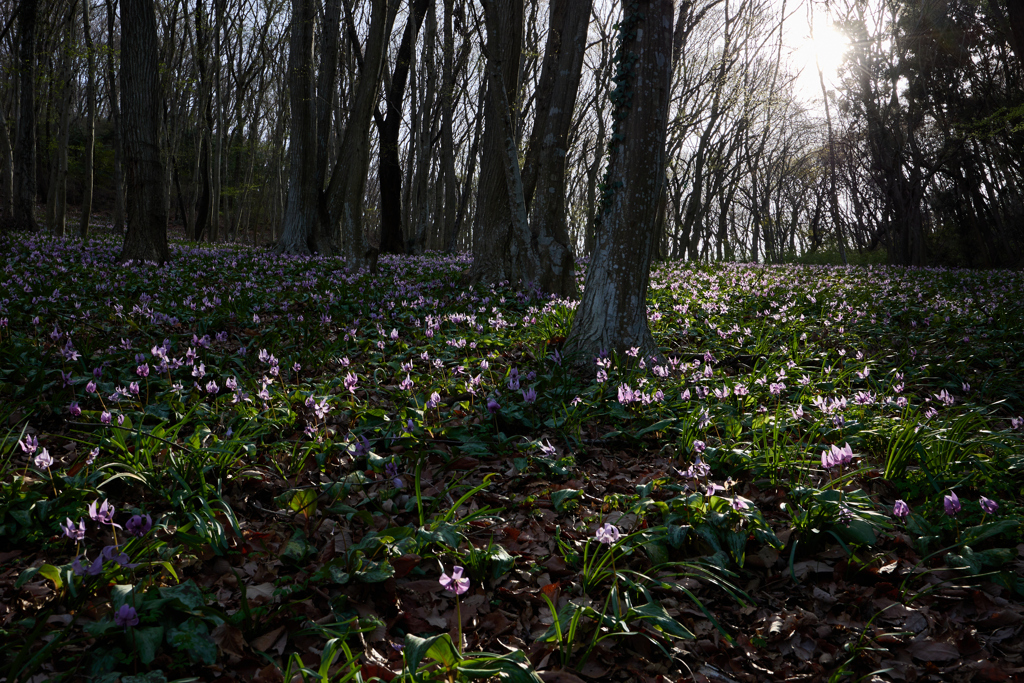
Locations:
275;0;325;254
13;0;38;232
469;0;524;284
447;77;486;253
51;14;75;237
376;0;432;255
567;0;674;360
80;0;96;238
519;0;590;296
440;0;457;253
409;4;437;253
119;0;169;264
0;102;12;223
323;0;396;269
105;0;125;234
191;0;214;242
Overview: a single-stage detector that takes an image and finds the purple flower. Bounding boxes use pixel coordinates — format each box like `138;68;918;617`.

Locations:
979;496;998;515
88;499;121;528
34;449;53;470
100;411;112;425
439;565;470;595
136;364;150;378
19;435;38;454
344;372;358;393
205;380;219;394
521;387;537;404
944;491;961;516
114;604;139;628
85;380;97;394
893;499;910;519
594;523;621;545
72;554;104;576
61;517;87;542
126;514;152;537
692;440;706;454
486;398;501;414
399;375;414;392
69;401;82;417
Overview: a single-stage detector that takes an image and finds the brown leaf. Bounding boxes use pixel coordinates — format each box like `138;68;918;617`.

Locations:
211;622;248;659
907;638;960;662
539;670;588;683
251;626;286;652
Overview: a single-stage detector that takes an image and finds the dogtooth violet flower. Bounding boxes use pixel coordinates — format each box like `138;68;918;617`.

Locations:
89;499;121;528
595;523;621;545
944;491;961;516
979;496;998;515
439;566;470;595
114;604;139;629
62;517;87;542
893;500;910;519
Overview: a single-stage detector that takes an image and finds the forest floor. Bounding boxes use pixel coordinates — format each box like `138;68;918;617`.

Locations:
2;227;1023;683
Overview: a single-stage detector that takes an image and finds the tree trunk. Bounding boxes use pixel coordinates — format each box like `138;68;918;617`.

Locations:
105;0;125;234
0;104;12;223
440;0;457;253
51;15;75;237
323;0;396;270
13;0;38;232
80;0;96;238
119;0;169;264
469;0;524;284
519;0;590;297
275;0;329;254
376;0;432;255
567;0;674;361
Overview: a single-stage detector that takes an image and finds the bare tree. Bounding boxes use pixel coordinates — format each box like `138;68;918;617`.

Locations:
79;0;97;238
119;0;169;263
567;0;674;359
12;0;38;232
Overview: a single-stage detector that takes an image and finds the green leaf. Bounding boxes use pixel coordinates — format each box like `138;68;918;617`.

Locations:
288;489;318;517
168;617;217;665
835;519;876;545
975;547;1015;568
667;524;690;549
961;519;1019;547
629;601;694;639
634;418;675;438
404;633;459;676
550;488;580;512
134;626;165;665
643;540;670;566
15;563;63;589
122;674;167;683
946;548;982;575
158;580;205;611
354;558;395;583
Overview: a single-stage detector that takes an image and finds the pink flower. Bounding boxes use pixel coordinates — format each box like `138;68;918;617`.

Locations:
114;604;139;629
61;517;87;541
893;499;910;519
944;491;960;516
594;523;621;545
439;566;470;595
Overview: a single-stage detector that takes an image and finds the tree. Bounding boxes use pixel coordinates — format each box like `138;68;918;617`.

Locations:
79;0;97;238
470;0;583;299
119;0;169;264
12;0;38;232
567;0;675;360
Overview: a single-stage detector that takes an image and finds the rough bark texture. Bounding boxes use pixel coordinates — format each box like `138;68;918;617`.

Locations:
275;0;329;255
105;0;125;233
469;0;524;284
79;0;96;238
376;0;432;255
119;0;169;264
520;0;591;297
566;0;674;362
324;0;395;271
0;109;11;223
13;0;38;232
440;0;458;252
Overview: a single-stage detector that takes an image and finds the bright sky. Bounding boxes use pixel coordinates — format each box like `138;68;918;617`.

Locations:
787;3;851;103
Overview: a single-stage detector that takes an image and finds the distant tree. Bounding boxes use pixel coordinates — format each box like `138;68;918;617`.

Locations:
567;0;675;359
12;0;38;233
119;0;169;264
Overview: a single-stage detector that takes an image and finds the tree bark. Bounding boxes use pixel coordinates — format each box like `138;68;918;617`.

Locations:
0;104;11;223
13;0;38;232
80;0;97;238
105;0;125;233
469;0;524;284
376;0;432;255
323;0;396;270
119;0;169;264
567;0;674;361
440;0;457;252
519;0;591;297
275;0;329;254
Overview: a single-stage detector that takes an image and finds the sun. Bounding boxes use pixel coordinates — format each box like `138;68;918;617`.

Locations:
792;14;850;101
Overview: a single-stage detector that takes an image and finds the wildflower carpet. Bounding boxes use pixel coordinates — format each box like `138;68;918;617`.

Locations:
2;230;1023;682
